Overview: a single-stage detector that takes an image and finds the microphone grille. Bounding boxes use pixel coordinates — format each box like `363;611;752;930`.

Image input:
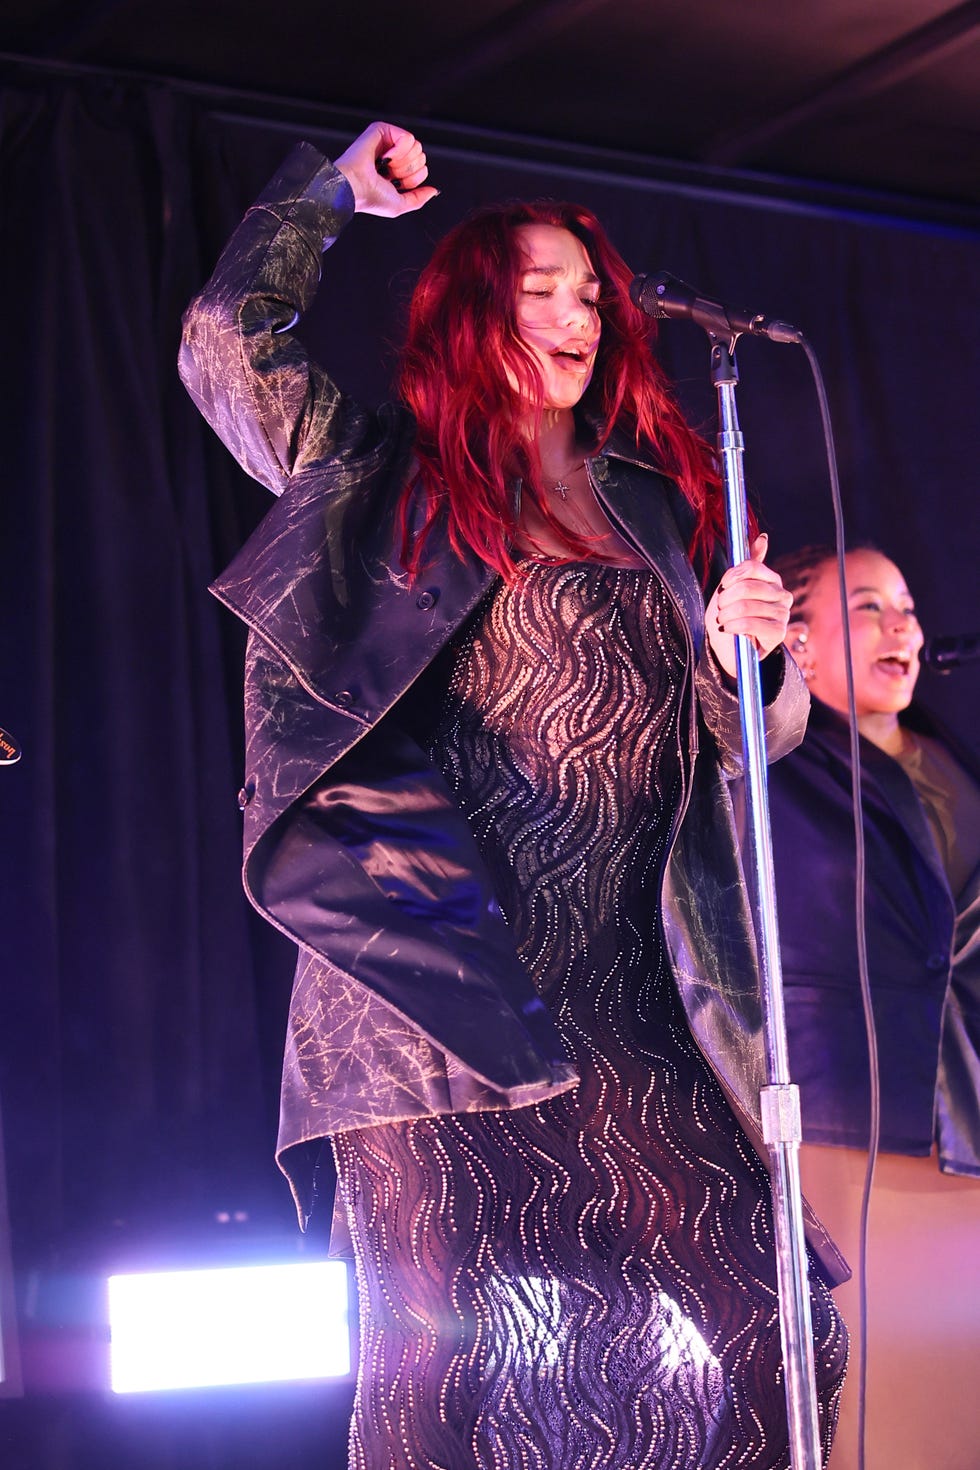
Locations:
629;273;669;319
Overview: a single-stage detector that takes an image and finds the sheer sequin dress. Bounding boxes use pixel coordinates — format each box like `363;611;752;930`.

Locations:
332;561;847;1469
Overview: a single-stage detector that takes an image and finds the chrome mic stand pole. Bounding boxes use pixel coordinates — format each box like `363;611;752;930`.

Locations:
710;332;823;1470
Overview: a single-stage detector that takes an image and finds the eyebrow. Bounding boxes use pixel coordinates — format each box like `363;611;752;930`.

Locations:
847;584;912;598
522;263;601;285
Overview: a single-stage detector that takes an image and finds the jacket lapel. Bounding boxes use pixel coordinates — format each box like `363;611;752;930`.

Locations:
589;445;706;654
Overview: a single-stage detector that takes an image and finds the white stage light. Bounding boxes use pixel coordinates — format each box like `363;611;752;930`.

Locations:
108;1260;351;1393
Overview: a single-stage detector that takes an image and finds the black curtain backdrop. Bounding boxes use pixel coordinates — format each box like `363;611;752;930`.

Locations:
0;69;977;1468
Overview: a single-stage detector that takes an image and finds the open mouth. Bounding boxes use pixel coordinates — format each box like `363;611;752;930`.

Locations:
875;651;913;673
550;347;593;369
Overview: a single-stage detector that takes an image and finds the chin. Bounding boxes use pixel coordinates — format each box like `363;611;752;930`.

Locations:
539;368;593;413
543;376;587;407
858;692;915;718
883;683;918;713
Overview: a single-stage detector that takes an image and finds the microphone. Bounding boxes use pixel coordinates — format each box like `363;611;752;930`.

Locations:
921;632;980;671
630;271;803;344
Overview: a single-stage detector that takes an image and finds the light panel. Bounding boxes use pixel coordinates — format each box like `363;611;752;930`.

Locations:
108;1260;351;1393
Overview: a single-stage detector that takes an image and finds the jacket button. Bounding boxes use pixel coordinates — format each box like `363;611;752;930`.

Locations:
237;780;256;811
925;952;948;972
333;690;354;709
416;589;438;610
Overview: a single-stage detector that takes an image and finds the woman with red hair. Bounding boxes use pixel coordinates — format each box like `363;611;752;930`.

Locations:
180;122;846;1468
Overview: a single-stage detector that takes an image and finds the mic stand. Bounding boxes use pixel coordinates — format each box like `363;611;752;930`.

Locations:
710;333;823;1469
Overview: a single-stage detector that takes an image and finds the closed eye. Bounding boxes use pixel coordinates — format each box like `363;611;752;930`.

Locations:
520;288;601;307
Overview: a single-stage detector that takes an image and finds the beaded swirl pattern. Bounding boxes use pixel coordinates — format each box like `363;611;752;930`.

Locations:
335;562;846;1469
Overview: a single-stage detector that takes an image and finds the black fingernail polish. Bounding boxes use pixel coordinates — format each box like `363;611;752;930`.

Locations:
376;157;392;177
393;178;406;192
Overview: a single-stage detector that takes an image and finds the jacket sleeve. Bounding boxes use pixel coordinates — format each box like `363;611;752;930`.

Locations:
694;642;810;777
178;142;375;495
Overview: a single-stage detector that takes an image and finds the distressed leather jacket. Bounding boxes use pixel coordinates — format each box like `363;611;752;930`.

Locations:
179;143;845;1283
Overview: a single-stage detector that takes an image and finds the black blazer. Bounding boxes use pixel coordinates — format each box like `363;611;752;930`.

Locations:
768;697;980;1176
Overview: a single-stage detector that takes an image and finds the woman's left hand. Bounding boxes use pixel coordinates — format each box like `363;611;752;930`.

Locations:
704;533;793;679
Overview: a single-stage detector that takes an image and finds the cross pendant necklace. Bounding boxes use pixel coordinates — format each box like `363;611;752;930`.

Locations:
552;461;585;501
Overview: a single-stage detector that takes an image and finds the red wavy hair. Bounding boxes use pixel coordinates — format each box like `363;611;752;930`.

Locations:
397;199;725;581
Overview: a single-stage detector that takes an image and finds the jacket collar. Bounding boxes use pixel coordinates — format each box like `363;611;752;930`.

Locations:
807;698;952;892
594;419;670;474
